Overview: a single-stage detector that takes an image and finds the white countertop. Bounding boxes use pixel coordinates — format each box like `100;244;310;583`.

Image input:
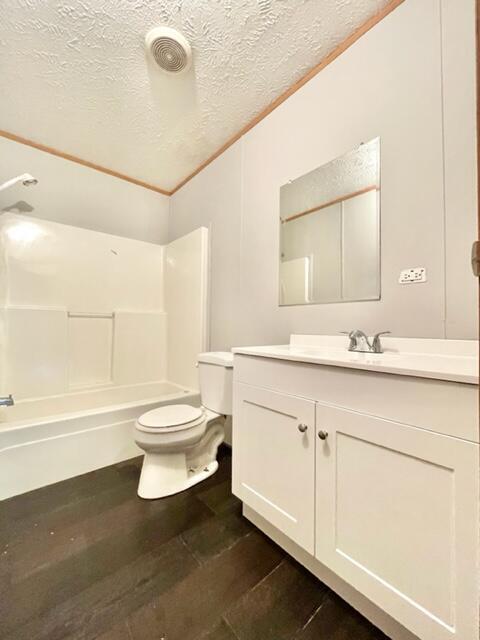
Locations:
232;335;479;385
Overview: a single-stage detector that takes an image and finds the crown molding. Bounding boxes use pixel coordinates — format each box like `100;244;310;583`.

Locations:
0;129;172;196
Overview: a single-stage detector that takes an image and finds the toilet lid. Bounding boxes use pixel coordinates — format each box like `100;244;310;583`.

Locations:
138;404;203;429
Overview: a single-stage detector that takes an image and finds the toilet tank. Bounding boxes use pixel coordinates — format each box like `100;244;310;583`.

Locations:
197;351;234;415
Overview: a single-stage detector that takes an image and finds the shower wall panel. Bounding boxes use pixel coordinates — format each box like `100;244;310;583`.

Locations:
165;227;209;390
113;311;167;385
0;213;167;399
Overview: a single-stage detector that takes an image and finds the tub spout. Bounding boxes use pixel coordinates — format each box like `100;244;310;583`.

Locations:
0;395;14;407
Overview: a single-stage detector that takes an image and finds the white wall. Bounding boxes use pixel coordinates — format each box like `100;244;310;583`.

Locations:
169;0;478;347
441;0;478;339
0;137;170;243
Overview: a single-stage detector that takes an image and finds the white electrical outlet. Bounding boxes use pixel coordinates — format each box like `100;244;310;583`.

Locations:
399;267;427;284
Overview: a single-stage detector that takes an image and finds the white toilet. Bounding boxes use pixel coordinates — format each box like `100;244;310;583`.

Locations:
134;351;233;499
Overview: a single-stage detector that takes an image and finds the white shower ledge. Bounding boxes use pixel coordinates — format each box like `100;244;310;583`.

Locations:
232;335;479;385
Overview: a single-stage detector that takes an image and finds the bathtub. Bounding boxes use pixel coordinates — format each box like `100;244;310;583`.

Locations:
0;381;200;500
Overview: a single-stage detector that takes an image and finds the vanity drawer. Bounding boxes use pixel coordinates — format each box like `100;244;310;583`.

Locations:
233;354;478;442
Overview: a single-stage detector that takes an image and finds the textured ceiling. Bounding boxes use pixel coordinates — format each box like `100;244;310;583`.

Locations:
0;0;391;192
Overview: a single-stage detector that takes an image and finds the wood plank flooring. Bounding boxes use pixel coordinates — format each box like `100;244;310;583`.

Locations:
0;447;389;640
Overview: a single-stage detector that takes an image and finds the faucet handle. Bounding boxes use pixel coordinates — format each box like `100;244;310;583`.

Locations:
371;331;391;353
339;330;358;351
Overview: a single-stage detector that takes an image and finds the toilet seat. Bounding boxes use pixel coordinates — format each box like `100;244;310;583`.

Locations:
136;404;205;434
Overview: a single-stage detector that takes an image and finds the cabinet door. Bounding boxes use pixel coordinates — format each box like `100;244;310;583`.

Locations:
315;404;479;640
232;382;315;553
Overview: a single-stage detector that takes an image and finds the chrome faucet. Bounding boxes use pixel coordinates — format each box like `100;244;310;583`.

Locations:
340;330;390;354
0;394;14;407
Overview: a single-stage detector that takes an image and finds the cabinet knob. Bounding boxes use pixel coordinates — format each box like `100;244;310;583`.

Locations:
318;430;328;440
298;423;308;433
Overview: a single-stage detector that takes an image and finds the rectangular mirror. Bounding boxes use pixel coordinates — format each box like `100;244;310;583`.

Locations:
279;137;380;306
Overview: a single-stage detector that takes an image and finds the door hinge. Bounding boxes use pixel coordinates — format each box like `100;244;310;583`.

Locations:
472;241;480;277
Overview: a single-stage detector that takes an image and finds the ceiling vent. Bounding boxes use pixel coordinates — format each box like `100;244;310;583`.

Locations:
145;26;192;75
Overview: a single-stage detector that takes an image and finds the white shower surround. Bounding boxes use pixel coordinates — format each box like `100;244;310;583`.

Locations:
0;216;209;498
0;0;392;190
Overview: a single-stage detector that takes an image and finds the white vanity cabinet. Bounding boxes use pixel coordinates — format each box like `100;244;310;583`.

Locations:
232;383;316;554
232;348;479;640
315;403;479;640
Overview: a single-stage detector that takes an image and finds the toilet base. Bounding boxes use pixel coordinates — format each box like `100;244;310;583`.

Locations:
137;420;224;499
138;454;219;499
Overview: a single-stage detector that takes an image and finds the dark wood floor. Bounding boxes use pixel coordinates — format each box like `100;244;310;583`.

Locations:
0;447;389;640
